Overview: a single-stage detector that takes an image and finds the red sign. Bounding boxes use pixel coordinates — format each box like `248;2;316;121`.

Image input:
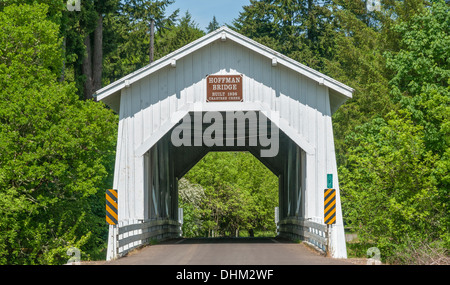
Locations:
206;75;243;102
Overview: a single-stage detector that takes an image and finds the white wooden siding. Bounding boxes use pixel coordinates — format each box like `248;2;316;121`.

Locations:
114;38;334;219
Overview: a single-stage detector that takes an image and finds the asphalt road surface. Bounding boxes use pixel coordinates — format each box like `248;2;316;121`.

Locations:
105;237;354;265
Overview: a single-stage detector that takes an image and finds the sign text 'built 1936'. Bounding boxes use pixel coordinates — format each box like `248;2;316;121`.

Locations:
206;74;243;102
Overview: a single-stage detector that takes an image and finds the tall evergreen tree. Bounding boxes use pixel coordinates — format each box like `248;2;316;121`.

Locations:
102;0;178;84
207;15;220;33
232;0;335;69
153;11;205;60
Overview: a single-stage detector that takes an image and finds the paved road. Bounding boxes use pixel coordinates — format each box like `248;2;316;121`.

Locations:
105;237;354;265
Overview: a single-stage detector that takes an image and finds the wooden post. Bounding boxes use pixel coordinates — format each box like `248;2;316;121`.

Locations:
106;224;118;261
327;224;331;257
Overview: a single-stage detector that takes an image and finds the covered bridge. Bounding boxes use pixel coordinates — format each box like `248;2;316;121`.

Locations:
95;27;353;260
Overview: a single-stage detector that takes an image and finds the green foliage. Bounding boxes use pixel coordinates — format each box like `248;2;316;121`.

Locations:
232;0;335;69
0;2;63;77
0;3;117;264
207;16;220;33
154;11;205;61
103;0;178;83
181;152;278;237
324;1;394;165
338;1;449;263
386;4;449;99
178;178;204;237
339;111;447;261
385;0;450;156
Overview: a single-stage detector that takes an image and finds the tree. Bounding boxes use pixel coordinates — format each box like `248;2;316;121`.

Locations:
184;152;278;237
235;152;279;233
81;0;119;100
153;11;205;61
339;1;449;263
178;178;205;237
0;3;117;264
385;0;449;155
207;15;220;33
339;111;447;263
384;0;449;197
232;0;335;69
324;0;394;165
102;0;178;84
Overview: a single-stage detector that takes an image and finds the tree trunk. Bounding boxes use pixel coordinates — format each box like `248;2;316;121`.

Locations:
93;15;103;92
82;35;93;100
149;18;154;64
82;14;103;100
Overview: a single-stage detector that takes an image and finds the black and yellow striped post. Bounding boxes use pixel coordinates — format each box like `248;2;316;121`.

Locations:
106;189;118;225
324;187;336;256
324;188;336;225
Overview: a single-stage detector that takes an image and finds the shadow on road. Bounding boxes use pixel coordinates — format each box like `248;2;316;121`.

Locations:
161;236;296;244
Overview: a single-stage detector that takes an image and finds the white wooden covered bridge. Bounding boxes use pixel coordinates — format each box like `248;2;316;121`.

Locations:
95;27;353;261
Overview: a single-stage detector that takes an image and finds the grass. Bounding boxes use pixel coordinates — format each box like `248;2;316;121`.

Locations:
346;241;378;259
238;230;277;238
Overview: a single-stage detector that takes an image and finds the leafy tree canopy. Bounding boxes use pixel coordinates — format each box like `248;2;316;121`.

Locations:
0;3;117;264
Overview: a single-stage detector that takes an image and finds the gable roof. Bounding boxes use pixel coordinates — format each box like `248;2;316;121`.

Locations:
95;26;353;110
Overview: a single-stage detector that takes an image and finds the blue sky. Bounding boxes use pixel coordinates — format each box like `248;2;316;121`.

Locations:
165;0;251;31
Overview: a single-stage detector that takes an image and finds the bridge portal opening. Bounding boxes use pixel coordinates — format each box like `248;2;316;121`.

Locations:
178;151;279;238
143;111;307;238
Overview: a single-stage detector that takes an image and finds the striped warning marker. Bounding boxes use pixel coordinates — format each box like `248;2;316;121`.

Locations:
324;188;336;225
106;189;118;225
